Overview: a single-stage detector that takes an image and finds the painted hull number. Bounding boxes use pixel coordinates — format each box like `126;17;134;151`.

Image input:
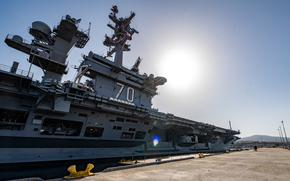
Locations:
116;82;135;103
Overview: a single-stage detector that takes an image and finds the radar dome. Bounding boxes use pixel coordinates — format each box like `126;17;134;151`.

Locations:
12;35;23;43
29;21;52;42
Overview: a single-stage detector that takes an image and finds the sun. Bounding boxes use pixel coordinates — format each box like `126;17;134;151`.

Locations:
158;48;203;92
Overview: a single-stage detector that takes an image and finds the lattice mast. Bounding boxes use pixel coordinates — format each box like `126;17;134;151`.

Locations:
103;5;139;67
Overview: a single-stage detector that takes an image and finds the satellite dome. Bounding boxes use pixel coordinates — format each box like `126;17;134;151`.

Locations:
12;35;23;43
29;21;51;42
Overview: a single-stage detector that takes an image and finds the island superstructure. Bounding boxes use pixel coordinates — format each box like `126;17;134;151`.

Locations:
0;6;239;166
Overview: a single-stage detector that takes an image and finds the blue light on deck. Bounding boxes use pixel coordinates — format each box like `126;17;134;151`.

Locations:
153;135;160;147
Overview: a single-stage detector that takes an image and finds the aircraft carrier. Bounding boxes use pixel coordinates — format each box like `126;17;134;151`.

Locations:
0;5;240;168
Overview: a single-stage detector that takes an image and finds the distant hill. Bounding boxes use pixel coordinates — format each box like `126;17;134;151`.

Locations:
236;135;289;143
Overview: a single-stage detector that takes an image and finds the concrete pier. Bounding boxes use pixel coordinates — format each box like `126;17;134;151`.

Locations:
77;148;290;181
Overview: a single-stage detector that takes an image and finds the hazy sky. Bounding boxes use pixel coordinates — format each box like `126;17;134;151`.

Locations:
1;0;290;137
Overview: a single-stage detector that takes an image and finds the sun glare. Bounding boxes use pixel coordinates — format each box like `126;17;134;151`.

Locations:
158;48;203;91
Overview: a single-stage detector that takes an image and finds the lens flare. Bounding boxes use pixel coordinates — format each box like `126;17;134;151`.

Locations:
158;48;203;92
153;135;160;146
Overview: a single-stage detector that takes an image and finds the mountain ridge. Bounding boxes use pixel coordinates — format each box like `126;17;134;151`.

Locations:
237;135;289;143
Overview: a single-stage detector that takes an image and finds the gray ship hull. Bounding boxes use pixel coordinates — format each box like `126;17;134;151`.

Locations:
0;66;238;165
0;142;234;165
0;11;239;168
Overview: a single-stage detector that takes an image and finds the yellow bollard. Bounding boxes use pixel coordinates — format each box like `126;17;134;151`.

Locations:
64;163;95;179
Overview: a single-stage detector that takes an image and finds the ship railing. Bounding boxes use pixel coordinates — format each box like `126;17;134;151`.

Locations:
6;34;30;44
66;93;84;101
0;64;34;78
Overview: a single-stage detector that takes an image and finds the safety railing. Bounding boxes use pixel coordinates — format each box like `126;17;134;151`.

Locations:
0;64;34;78
6;34;30;44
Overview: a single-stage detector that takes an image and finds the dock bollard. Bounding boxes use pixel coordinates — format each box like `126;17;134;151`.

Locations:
64;163;95;179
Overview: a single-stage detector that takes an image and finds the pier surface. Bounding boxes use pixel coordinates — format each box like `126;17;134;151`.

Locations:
78;148;290;181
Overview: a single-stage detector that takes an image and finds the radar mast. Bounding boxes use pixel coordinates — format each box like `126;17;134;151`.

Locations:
5;15;90;83
103;5;139;67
